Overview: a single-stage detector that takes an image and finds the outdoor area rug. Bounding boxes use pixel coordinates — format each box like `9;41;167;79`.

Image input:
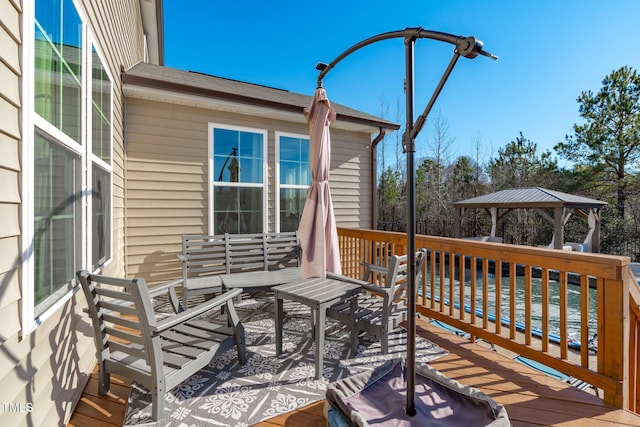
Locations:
123;293;448;427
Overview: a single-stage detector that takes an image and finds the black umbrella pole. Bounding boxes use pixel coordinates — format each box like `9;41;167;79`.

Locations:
404;35;417;417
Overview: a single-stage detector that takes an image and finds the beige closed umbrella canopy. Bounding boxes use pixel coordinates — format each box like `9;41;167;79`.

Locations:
298;87;342;278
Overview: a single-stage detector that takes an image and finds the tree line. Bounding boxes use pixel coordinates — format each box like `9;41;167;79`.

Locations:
376;66;640;261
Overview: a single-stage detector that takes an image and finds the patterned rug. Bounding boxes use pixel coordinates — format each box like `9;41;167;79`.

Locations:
124;294;448;426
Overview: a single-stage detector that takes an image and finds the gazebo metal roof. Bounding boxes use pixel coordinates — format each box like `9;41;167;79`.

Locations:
452;187;607;210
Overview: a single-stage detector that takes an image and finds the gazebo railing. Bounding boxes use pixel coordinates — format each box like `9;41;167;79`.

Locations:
336;227;638;413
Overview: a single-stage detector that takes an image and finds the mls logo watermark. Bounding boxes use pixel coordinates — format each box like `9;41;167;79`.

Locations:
2;402;34;413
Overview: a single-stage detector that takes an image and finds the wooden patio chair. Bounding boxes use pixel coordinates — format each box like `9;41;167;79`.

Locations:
327;249;427;354
77;270;247;421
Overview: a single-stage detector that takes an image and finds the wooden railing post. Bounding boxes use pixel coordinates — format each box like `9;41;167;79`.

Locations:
600;275;630;409
627;276;640;413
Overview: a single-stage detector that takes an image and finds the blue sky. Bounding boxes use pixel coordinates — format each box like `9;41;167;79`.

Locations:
163;0;640;168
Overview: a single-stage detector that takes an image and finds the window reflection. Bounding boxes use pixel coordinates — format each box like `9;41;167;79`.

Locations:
278;135;310;232
92;46;111;162
213;128;263;184
35;0;82;143
214;187;263;234
33;131;80;315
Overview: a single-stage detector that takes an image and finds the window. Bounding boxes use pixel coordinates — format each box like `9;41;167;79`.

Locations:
91;163;111;269
33;130;82;314
24;0;113;330
210;124;267;234
34;0;83;143
276;132;310;232
89;44;112;269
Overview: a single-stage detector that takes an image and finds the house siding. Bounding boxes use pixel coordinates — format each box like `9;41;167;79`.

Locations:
0;0;28;422
0;0;146;425
125;97;374;284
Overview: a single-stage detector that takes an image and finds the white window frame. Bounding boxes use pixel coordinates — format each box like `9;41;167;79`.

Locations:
87;34;114;271
208;123;268;235
21;0;114;336
275;132;310;233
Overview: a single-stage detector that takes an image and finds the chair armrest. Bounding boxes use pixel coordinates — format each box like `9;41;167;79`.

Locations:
360;262;388;275
358;282;393;297
326;272;392;296
326;272;369;286
152;288;243;333
147;278;184;298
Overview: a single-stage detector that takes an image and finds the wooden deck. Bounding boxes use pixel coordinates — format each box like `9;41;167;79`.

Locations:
67;317;640;426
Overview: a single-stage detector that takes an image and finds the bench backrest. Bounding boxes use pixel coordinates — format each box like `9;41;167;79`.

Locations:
265;231;300;270
182;231;299;278
182;234;227;279
226;232;267;273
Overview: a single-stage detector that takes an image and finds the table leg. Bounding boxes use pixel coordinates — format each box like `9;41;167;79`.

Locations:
275;293;284;356
315;306;325;380
350;295;358;354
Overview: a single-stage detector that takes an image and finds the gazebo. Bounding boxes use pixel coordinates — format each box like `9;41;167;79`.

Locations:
453;187;607;253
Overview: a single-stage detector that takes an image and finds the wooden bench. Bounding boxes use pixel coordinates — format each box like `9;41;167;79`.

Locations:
179;231;300;308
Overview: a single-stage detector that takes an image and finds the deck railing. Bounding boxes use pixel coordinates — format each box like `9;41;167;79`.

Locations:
336;227;638;412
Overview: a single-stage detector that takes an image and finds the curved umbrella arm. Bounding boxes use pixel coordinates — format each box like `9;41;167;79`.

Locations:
316;27;496;87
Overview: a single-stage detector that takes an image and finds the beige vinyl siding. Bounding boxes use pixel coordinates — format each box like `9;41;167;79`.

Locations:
0;0;26;420
0;131;20;171
0;270;21;310
0;297;95;426
0;1;146;426
329;128;372;228
125;97;374;284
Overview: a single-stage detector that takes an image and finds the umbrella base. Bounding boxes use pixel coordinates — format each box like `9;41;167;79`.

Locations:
325;358;510;427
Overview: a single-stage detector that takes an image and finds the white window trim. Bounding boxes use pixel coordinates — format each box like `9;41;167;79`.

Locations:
21;0;114;337
208;123;268;235
87;33;115;272
21;0;36;336
274;132;310;233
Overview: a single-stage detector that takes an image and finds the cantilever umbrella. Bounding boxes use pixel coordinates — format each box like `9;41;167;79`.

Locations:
298;87;342;278
315;28;497;418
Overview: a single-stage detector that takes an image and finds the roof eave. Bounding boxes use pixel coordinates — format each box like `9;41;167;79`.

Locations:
139;0;164;65
121;71;399;131
453;202;566;209
453;201;607;209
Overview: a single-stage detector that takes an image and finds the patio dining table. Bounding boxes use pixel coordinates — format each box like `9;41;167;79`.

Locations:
274;277;361;380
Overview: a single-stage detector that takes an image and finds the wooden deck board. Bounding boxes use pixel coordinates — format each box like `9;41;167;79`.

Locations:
67;318;640;426
418;320;639;426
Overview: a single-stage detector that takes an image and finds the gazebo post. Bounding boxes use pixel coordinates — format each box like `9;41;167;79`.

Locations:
591;209;602;253
553;207;564;249
455;208;462;238
490;207;498;239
